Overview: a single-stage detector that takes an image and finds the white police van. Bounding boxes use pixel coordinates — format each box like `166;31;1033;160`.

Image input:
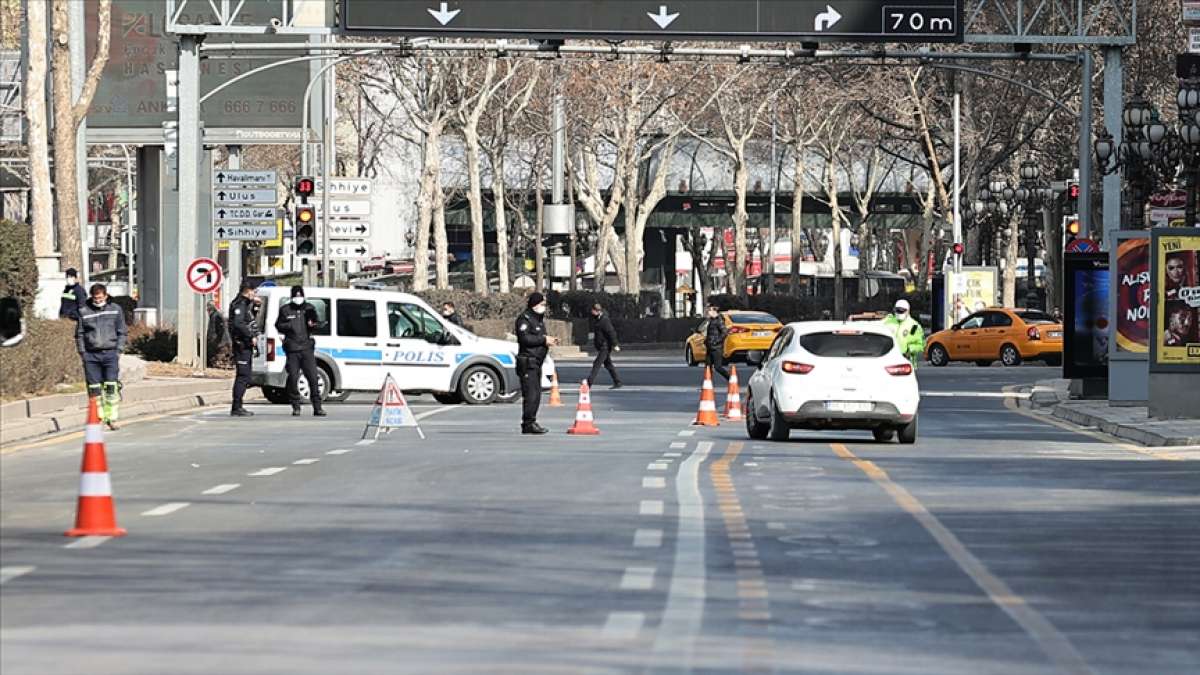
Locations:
251;286;553;405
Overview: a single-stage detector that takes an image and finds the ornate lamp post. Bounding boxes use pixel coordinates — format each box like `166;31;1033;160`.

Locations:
987;162;1056;310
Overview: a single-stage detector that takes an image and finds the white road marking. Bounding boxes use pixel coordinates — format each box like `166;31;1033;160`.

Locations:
601;611;645;640
923;391;1031;399
63;536;111;549
643;476;666;488
0;566;36;585
653;440;714;663
141;502;190;516
620;566;656;590
648;462;669;471
202;484;240;495
355;439;376;446
670;442;687;449
293;458;320;465
678;430;695;437
767;522;787;530
640;499;664;516
326;449;353;455
744;462;759;467
248;467;286;476
634;528;664;548
664;452;683;457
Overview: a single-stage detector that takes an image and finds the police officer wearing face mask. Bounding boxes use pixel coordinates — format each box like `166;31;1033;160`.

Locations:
441;302;464;328
515;292;559;434
228;282;261;417
275;286;326;417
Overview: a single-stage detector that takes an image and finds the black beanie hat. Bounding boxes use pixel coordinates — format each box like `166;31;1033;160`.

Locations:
527;292;545;309
290;285;305;298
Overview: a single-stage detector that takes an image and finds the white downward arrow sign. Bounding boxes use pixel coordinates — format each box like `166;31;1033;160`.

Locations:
648;5;680;29
428;2;461;26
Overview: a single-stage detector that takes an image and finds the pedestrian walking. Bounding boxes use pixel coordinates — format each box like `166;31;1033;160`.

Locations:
703;304;730;381
883;299;924;366
515;292;558;434
75;283;127;430
441;301;465;328
228;282;261;417
275;285;326;417
59;268;86;321
586;303;622;389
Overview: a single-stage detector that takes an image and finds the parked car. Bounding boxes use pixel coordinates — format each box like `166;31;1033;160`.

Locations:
252;287;553;405
744;322;920;443
924;307;1063;367
684;311;783;366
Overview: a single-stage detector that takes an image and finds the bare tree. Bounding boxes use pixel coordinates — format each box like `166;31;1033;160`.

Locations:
23;0;53;273
50;0;111;275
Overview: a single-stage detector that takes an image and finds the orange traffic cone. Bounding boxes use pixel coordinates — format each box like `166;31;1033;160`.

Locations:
724;365;744;421
566;380;601;435
548;372;564;407
66;397;126;537
693;367;721;427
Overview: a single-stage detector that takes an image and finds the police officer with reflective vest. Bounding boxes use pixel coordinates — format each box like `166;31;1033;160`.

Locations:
275;286;326;417
883;299;924;366
76;283;127;430
59;268;86;321
515;292;558;434
228;282;261;417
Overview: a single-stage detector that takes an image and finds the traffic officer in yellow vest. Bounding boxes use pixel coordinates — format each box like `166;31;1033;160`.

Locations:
882;299;924;366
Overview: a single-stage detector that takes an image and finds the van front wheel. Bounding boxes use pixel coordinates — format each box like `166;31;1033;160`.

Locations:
460;366;499;405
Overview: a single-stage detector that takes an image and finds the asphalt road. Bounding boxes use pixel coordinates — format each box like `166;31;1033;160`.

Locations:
2;357;1197;674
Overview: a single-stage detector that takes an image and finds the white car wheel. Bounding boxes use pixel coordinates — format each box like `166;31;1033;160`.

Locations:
767;394;790;442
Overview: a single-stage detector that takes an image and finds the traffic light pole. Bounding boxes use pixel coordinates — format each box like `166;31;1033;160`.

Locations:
176;34;203;369
321;37;335;288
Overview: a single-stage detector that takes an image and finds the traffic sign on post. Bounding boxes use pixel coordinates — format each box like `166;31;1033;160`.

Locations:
186;257;223;294
325;242;374;260
329;221;372;239
215;207;276;223
214;170;277;186
215;188;278;206
340;0;963;42
215;224;278;241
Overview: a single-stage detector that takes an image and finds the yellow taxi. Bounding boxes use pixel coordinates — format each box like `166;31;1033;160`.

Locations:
685;311;783;366
924;307;1063;367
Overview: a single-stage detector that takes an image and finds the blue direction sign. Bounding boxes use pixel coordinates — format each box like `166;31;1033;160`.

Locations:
340;0;962;42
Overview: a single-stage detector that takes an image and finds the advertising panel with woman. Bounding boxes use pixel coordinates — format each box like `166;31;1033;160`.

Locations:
1150;229;1200;372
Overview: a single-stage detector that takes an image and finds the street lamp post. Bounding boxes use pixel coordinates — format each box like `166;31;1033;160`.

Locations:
984;163;1056;310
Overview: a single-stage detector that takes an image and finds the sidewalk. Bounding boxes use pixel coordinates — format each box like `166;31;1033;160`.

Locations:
1027;379;1200;448
1;376;260;449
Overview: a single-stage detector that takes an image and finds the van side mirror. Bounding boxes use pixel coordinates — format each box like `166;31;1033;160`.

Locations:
0;297;24;348
746;350;765;367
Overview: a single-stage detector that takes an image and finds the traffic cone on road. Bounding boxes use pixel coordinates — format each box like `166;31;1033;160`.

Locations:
692;367;720;427
724;365;744;421
548;372;564;407
566;380;601;435
65;397;126;537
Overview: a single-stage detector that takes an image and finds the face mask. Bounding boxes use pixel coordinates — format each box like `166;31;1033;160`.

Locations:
67;277;77;285
93;299;106;307
291;297;305;305
533;305;546;315
442;310;452;317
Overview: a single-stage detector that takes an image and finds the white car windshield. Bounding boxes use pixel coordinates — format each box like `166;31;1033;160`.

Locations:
799;332;894;358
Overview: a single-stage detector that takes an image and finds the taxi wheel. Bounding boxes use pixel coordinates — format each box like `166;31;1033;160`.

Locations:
459;366;499;405
685;344;699;367
928;344;949;367
1000;344;1023;367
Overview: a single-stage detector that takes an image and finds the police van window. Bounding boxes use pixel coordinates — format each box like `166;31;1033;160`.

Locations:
278;297;330;336
403;303;445;336
337;299;377;338
387;303;417;339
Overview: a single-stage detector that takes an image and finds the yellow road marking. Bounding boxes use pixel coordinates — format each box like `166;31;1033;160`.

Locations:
1002;385;1183;462
830;442;1094;675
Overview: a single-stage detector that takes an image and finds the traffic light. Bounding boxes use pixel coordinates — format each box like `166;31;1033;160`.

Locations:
295;205;316;256
952;242;964;256
1065;217;1081;238
1066;180;1080;213
295;176;315;202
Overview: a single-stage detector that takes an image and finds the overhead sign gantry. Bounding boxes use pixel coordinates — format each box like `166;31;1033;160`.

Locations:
339;0;963;42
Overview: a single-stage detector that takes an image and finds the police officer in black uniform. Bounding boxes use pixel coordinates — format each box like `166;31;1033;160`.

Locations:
515;292;558;434
704;304;730;381
275;285;326;417
228;281;261;417
59;268;86;320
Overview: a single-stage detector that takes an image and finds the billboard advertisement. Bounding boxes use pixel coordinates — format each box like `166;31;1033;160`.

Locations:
1063;253;1110;379
1150;228;1200;372
1115;236;1151;352
944;267;998;328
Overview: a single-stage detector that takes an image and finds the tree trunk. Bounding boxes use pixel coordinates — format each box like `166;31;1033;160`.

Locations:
790;150;806;294
464;124;488;294
433;177;449;290
1044;206;1063;313
493;162;511;293
1001;215;1018;307
412;124;442;292
623;171;640;294
730;150;749;296
25;0;53;262
826;156;844;319
51;0;80;274
534;188;545;292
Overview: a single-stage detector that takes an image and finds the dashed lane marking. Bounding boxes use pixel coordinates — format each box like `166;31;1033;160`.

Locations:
141;502;190;517
293;458;320;465
640;499;664;516
63;536;111;549
643;476;666;488
744;462;759;467
648;462;670;471
652;440;713;664
670;442;687;449
634;528;664;548
326;449;353;455
0;566;36;585
601;611;645;640
924;390;1031;398
766;522;786;530
201;483;240;495
620;566;656;590
830;442;1093;675
664;451;683;457
248;467;286;476
678;430;695;437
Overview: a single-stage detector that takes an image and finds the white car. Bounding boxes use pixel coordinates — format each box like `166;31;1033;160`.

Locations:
251;286;553;405
744;322;920;443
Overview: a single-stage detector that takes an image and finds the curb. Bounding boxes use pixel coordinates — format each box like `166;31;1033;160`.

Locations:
1050;404;1200;447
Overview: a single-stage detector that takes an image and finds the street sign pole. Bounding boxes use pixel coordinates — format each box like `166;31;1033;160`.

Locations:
177;34;202;369
322;41;335;288
226;145;242;308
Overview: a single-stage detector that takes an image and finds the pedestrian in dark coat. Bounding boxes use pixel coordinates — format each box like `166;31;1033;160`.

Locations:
59;268;86;320
76;283;127;429
587;303;623;388
703;305;730;380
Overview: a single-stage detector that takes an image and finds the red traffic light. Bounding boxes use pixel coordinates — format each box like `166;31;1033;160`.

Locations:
1067;182;1080;199
295;176;315;198
952;242;964;255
